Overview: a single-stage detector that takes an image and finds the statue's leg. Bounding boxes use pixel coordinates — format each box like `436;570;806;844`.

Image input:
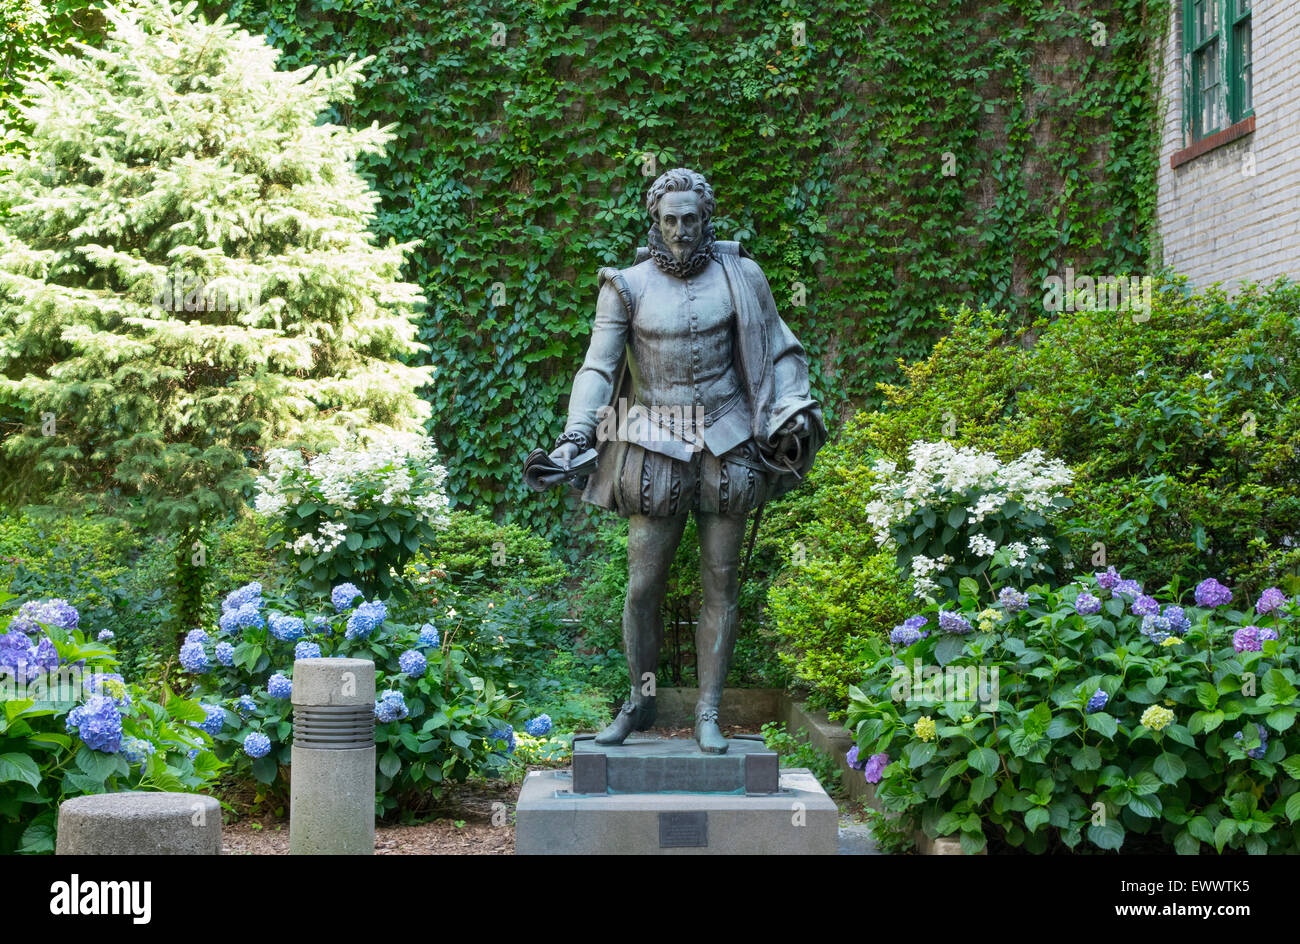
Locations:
593;510;688;745
693;509;748;754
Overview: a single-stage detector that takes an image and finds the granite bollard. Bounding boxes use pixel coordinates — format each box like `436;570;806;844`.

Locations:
56;792;221;855
290;657;375;855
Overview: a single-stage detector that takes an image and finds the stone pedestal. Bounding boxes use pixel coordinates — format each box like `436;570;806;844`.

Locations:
56;792;221;855
516;737;837;855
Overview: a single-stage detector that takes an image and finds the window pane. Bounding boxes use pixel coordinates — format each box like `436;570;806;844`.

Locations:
1236;18;1253;114
1194;0;1219;43
1197;38;1223;133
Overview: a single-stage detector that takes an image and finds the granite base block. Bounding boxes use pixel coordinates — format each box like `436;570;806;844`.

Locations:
515;767;838;855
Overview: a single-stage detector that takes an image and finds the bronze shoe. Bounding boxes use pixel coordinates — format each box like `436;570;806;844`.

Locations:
695;706;728;754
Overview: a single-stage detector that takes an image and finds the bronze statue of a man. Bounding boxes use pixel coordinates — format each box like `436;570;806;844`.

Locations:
547;168;825;753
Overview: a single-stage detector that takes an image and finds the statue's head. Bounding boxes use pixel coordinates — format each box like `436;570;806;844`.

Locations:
646;168;715;265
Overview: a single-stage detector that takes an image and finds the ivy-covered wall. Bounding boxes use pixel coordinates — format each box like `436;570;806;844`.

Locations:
9;0;1168;544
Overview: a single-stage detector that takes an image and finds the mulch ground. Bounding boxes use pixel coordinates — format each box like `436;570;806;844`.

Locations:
220;724;759;855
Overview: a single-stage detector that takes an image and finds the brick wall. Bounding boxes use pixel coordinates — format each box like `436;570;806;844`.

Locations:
1155;1;1300;289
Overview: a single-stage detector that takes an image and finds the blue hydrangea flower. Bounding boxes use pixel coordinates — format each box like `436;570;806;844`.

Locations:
417;623;440;647
185;628;209;646
889;625;925;646
398;649;427;677
196;704;226;736
243;732;272;758
218;610;240;634
222;582;263;613
13;598;80;634
186;748;200;761
902;615;929;631
1131;594;1160;617
998;587;1029;613
235;694;257;717
1086;689;1109;713
345;600;387;641
312;614;332;633
122;737;155;765
1194;578;1232;608
179;641;209;673
268;613;306;642
1234;723;1268;760
374;690;409;723
267;672;293;700
938;610;973;635
1256;587;1288;615
65;695;123;753
97;629;115;642
216;641;235;666
234;603;264;631
1075;592;1102;616
1140;614;1173;644
332;583;364;613
1163;605;1191;634
489;724;516;754
294;641;322;660
524;714;552;737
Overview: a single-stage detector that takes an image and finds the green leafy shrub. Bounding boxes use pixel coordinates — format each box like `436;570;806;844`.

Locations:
407;510;568;596
0;594;222;853
255;436;451;597
760;721;844;799
847;571;1300;854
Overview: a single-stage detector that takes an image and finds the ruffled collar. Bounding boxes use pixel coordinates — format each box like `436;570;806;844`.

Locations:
646;222;716;278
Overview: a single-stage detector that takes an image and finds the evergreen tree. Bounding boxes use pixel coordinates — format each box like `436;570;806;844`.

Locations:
0;0;433;637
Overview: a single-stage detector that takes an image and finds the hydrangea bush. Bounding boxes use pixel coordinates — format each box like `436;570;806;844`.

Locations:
847;571;1300;854
0;594;222;854
254;434;452;596
184;580;520;816
864;440;1074;602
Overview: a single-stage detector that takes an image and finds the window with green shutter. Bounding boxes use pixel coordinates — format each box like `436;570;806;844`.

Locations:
1185;0;1253;141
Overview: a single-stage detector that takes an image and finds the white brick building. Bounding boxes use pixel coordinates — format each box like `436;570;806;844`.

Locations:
1155;0;1299;289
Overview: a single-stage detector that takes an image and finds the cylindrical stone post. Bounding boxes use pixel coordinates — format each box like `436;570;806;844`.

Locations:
290;657;375;855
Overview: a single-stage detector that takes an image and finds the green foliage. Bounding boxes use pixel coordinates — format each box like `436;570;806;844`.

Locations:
760;721;843;799
0;507;277;678
0;593;223;854
848;575;1300;854
0;0;433;546
201;0;1166;539
409;509;569;596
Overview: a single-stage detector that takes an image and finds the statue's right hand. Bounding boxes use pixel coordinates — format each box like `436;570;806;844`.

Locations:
549;442;580;467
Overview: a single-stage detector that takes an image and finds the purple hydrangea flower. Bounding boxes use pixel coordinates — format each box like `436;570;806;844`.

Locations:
1086;689;1109;713
1114;579;1143;599
1131;595;1160;617
1075;592;1102;616
243;732;272;758
97;630;115;642
398;649;427;677
1233;626;1262;653
1195;578;1233;608
331;583;364;613
938;610;973;635
846;745;866;770
65;695;123;753
12;598;80;634
863;752;890;784
1095;567;1120;591
524;714;552;737
889;625;925;646
902;615;929;631
1260;627;1279;644
998;587;1029;613
1234;723;1268;760
1256;587;1288;615
267;672;292;700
